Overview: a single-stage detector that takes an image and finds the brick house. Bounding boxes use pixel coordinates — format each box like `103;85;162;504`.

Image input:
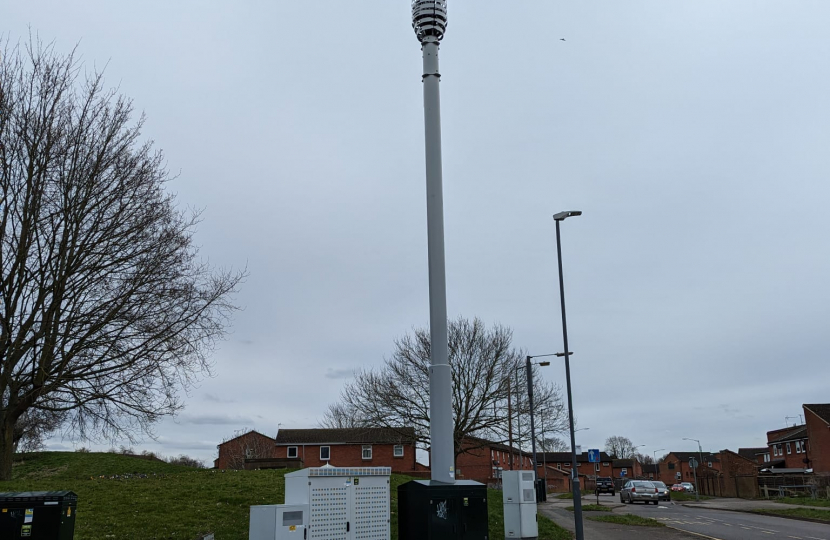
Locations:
453;437;534;485
737;447;769;465
765;424;810;471
657;451;720;487
273;427;419;473
804;404;830;474
612;459;643;481
215;430;276;469
538;451;615;492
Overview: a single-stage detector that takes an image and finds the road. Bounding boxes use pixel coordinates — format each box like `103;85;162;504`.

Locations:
623;501;830;540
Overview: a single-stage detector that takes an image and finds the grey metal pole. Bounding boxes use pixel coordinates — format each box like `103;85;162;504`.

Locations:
420;36;454;484
514;367;523;468
526;356;539;478
555;218;585;540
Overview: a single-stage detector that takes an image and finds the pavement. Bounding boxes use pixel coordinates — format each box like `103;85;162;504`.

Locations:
538;503;699;540
540;494;830;540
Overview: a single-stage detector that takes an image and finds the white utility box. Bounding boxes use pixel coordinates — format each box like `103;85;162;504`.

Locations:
502;470;538;539
284;465;391;540
249;504;308;540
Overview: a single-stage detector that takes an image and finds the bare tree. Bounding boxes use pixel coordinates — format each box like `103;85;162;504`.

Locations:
604;436;638;459
12;408;65;452
219;428;274;470
635;453;653;465
538;436;570;453
318;402;368;429
323;317;569;461
0;40;243;480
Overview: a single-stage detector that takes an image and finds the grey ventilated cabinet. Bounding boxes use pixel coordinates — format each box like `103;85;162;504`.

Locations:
284;466;391;540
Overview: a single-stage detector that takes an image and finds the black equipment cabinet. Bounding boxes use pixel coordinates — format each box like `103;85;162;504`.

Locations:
0;491;77;540
398;480;488;540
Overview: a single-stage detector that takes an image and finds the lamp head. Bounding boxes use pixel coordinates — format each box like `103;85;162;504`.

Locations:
538;361;551;367
553;210;582;221
412;0;448;43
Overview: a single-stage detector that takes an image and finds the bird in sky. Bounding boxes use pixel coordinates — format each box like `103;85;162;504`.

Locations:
560;38;566;41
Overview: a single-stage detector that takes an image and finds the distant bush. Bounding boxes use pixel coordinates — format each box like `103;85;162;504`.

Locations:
167;454;206;469
75;447;91;453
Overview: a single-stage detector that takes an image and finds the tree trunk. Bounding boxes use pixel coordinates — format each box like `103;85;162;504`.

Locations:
0;416;16;481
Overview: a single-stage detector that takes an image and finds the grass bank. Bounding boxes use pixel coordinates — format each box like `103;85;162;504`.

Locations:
3;452;572;540
587;514;665;527
668;491;711;502
777;497;830;508
754;507;830;523
565;504;611;512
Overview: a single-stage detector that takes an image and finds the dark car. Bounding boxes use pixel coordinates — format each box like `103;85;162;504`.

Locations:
596;477;615;495
651;481;671;501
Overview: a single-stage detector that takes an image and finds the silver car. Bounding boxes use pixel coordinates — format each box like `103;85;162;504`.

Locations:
620;480;660;505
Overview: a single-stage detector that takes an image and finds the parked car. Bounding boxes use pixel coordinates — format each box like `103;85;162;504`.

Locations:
651;481;671;501
620;480;659;505
681;482;696;492
596;477;615;495
671;484;685;492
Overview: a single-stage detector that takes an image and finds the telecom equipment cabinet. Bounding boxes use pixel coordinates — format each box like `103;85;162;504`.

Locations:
0;491;77;540
502;471;538;539
397;480;488;540
284;465;391;540
249;504;308;540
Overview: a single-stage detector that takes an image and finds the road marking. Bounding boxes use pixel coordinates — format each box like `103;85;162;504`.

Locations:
787;536;802;539
806;537;827;540
664;527;726;540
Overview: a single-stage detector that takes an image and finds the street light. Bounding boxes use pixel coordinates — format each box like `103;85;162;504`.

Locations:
682;437;705;501
525;353;556;479
653;448;665;481
553;209;584;540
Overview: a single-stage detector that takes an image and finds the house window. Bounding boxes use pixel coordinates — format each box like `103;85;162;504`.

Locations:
320;446;331;461
565;462;571;467
287;446;298;458
602;462;609;467
245;447;254;459
595;463;600;472
763;453;770;462
668;462;675;470
795;441;802;453
394;445;404;457
362;445;372;460
786;443;792;455
707;462;712;468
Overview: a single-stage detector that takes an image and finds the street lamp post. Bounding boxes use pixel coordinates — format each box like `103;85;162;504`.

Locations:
525;354;554;479
653;448;665;481
553;210;583;540
683;437;705;501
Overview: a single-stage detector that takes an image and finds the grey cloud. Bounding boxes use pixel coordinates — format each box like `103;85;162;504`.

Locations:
325;368;355;380
178;414;254;426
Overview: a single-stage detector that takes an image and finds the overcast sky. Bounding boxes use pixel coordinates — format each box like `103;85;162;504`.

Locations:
6;0;830;465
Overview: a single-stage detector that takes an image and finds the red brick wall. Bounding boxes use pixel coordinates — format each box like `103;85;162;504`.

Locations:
658;453;721;486
216;431;276;469
806;408;830;474
273;443;417;472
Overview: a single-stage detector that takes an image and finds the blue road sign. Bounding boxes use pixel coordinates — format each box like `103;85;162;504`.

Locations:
588;449;601;463
621;469;627;477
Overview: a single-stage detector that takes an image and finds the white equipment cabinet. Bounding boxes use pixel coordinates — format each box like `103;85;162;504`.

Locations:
502;470;538;539
285;465;391;540
249;504;307;540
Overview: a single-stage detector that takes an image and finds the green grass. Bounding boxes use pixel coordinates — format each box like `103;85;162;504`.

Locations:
668;491;711;501
554;492;575;499
587;514;666;527
2;452;573;540
778;497;830;508
565;504;611;512
754;507;830;523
